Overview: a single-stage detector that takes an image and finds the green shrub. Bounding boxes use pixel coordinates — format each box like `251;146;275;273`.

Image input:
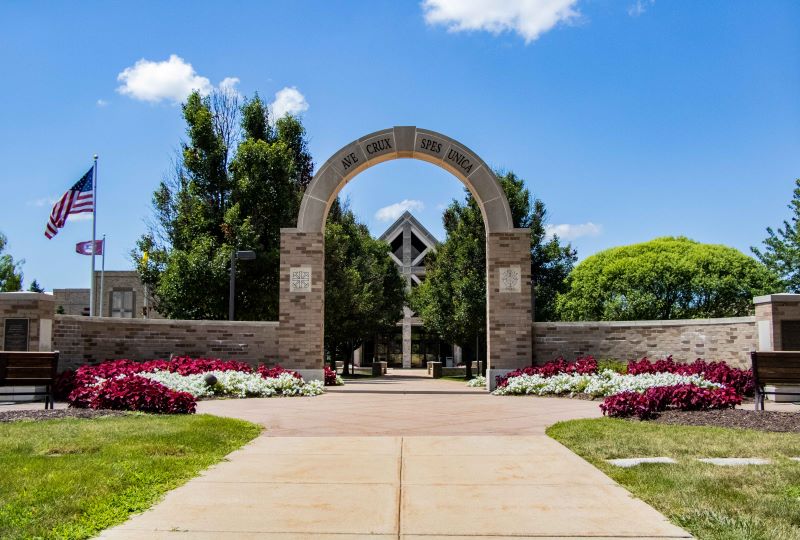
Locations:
597;359;627;374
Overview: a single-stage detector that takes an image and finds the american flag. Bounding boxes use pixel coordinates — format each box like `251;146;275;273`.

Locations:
44;167;94;239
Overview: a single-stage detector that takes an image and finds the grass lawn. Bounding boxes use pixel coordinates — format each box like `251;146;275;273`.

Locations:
440;375;471;382
0;413;261;540
548;418;800;540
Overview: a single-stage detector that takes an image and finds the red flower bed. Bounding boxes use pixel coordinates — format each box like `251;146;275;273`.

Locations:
496;356;597;387
72;357;253;388
627;356;754;396
600;384;742;420
323;366;339;386
71;376;196;414
65;356;263;414
257;364;302;380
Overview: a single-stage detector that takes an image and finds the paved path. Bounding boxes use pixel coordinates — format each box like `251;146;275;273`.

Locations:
97;370;690;539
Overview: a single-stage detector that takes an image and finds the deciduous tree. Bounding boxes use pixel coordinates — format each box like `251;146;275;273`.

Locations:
134;91;313;320
557;237;781;321
0;232;23;292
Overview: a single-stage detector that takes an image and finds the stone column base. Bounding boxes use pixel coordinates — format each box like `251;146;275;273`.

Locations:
296;369;324;383
486;368;515;392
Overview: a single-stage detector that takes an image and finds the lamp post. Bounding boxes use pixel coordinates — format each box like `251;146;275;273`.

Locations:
229;250;256;321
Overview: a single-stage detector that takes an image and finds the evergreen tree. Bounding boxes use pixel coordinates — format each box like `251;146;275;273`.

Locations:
324;200;406;374
411;171;575;377
752;178;800;292
27;279;44;293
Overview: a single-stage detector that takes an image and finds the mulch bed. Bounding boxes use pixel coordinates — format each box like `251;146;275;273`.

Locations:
0;409;129;423
650;408;800;433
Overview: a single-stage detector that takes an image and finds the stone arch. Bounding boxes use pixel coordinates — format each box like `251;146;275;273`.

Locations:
296;127;514;234
279;127;532;389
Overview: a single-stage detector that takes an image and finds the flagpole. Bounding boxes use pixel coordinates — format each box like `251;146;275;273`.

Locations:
89;155;98;317
99;234;106;317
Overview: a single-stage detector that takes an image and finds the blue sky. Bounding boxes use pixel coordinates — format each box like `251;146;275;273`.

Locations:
0;0;798;290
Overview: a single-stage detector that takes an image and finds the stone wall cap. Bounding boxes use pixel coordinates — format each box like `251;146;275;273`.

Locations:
753;293;800;305
55;314;278;327
0;292;55;301
534;316;756;328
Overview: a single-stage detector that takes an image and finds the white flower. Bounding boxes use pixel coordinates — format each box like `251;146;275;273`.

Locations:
467;375;486;387
138;370;324;398
492;370;721;397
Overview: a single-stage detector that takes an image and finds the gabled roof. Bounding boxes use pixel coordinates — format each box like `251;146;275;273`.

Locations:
378;211;440;247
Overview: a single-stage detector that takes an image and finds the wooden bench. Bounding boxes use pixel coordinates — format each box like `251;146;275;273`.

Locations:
751;351;800;410
0;351;59;409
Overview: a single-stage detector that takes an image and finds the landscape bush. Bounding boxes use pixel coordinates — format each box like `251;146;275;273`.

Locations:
600;384;742;420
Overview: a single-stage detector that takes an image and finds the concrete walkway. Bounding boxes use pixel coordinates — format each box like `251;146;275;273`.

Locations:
97;370;690;539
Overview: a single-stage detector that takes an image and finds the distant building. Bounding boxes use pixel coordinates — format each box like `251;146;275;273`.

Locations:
355;211;461;368
53;270;160;318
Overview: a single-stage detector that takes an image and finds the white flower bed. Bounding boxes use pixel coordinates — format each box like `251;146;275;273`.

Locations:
467;375;486;387
139;370;325;398
492;370;721;397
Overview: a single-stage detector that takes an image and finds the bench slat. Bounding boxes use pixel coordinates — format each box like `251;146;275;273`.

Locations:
0;352;59;387
5;368;54;380
751;351;800;386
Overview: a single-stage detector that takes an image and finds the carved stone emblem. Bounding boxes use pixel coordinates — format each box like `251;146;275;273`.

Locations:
289;267;312;293
499;266;521;293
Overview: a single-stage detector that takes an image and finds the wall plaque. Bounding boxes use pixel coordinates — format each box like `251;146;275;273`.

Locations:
499;266;521;293
289;267;312;293
4;318;29;351
781;320;800;351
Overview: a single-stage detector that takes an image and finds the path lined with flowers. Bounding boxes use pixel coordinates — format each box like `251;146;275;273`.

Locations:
99;370;691;539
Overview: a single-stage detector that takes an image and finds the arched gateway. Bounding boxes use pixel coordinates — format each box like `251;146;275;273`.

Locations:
279;126;532;389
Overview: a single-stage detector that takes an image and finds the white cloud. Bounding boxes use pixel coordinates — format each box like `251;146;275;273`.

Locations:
116;54;213;103
628;0;654;17
218;76;241;98
422;0;581;44
96;99;108;107
270;86;309;119
375;199;425;221
545;222;602;240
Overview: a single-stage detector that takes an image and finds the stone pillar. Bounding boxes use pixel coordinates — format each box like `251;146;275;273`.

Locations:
754;294;800;351
402;307;412;368
0;292;56;402
0;292;55;353
485;230;532;390
278;229;324;381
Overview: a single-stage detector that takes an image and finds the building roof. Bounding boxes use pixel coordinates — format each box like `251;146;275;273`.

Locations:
378;211;440;247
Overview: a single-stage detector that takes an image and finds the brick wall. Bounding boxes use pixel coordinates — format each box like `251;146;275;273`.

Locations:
53;315;279;370
533;317;757;368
